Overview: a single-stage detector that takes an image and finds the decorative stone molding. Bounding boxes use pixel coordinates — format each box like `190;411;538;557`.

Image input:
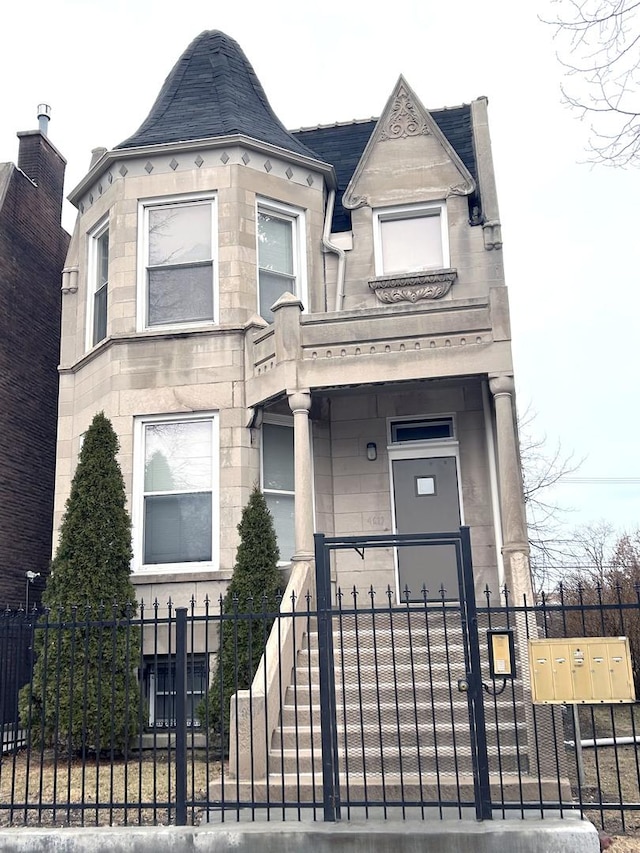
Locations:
288;389;311;414
483;220;503;250
61;266;79;294
380;83;430;140
368;269;457;304
489;374;515;398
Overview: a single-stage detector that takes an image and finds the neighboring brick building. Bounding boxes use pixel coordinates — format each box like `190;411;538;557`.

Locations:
0;111;69;607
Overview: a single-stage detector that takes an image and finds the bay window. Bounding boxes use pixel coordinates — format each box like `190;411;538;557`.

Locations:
134;415;218;571
257;200;306;322
87;221;109;348
261;420;295;563
140;197;216;329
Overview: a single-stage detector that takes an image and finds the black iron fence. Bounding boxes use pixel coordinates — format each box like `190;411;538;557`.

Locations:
1;532;639;831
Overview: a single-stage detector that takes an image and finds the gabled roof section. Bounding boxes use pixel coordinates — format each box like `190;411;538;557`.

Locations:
292;102;479;233
342;76;475;211
116;30;317;159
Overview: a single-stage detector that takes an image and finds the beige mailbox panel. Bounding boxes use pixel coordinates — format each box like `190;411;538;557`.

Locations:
529;637;636;704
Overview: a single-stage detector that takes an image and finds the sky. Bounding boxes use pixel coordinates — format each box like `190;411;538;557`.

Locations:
1;0;638;540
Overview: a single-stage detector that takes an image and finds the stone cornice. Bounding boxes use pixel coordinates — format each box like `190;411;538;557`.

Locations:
368;269;457;304
58;325;248;375
68;134;337;208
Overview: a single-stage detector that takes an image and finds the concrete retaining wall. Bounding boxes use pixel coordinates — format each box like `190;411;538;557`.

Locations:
0;818;600;853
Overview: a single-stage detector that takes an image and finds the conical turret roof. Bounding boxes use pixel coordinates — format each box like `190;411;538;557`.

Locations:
117;30;317;159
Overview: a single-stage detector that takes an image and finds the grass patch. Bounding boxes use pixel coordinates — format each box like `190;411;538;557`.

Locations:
0;749;220;827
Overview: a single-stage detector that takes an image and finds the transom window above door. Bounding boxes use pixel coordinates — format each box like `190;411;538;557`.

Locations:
373;203;448;276
257;200;306;323
390;416;455;444
139;196;216;329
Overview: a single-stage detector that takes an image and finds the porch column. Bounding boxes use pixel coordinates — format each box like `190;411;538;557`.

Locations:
288;389;314;560
489;375;528;551
489;375;533;600
489;379;539;779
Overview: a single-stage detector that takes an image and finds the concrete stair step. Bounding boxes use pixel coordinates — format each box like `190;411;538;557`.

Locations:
271;721;529;751
265;747;524;775
207;773;569;806
284;682;470;704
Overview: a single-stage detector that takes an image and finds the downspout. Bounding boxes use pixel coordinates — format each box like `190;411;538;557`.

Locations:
482;379;505;588
321;189;346;311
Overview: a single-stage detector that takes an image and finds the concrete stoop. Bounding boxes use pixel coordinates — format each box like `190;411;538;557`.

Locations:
220;621;561;806
0;817;601;853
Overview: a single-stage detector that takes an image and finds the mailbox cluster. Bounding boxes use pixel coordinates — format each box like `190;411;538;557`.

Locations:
528;637;635;704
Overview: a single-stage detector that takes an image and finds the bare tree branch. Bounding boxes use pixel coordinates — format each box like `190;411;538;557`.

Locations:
518;409;584;593
542;0;640;165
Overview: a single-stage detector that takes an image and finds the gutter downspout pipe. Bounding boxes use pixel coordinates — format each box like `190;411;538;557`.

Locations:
321;189;346;312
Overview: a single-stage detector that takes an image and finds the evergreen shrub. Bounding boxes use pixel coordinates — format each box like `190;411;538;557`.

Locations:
19;412;140;753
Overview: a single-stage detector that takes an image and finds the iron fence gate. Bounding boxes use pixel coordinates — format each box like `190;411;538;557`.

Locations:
3;536;640;829
313;528;492;820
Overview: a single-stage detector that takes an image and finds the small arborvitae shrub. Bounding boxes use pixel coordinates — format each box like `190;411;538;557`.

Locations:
198;487;282;750
19;412;140;754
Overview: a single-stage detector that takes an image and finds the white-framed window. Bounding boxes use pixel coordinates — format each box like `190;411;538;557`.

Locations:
373;202;448;276
86;219;109;349
133;413;219;572
261;417;295;563
138;195;217;330
145;655;207;729
257;199;306;323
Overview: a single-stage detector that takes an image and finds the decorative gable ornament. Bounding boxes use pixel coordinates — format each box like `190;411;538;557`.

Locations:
379;83;430;140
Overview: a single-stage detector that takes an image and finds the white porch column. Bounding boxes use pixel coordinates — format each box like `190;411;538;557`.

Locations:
489;375;528;551
489;375;534;602
288;389;314;560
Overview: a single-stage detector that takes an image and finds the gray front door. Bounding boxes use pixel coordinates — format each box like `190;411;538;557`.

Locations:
392;457;461;599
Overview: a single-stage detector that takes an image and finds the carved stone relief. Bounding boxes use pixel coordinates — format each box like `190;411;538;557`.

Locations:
368;269;457;304
379;84;430;141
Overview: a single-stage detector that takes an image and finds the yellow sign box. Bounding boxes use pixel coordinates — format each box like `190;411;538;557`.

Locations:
529;637;636;704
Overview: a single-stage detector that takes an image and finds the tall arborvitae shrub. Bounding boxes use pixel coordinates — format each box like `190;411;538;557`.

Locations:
20;412;140;753
199;487;282;748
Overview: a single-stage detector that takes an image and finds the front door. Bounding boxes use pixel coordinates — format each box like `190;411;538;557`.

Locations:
392;456;461;599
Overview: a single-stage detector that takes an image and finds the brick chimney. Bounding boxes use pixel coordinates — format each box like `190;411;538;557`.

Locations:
17;108;66;227
18;104;67;248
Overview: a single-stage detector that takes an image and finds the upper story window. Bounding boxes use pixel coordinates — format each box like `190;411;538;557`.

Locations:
373;202;448;276
257;200;306;323
261;419;295;563
139;196;216;330
133;414;218;572
87;220;109;348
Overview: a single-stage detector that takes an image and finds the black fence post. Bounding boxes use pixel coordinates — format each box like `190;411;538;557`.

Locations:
314;533;339;822
175;607;188;826
460;526;492;820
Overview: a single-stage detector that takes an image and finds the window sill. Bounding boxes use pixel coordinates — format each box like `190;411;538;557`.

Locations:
131;568;234;585
368;268;457;304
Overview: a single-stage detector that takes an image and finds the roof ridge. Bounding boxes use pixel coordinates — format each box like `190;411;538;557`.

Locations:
291;102;475;135
291;118;378;133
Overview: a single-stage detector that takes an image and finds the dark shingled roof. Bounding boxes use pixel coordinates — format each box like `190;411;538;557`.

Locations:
292;106;478;233
116;30;317;159
116;30;479;233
